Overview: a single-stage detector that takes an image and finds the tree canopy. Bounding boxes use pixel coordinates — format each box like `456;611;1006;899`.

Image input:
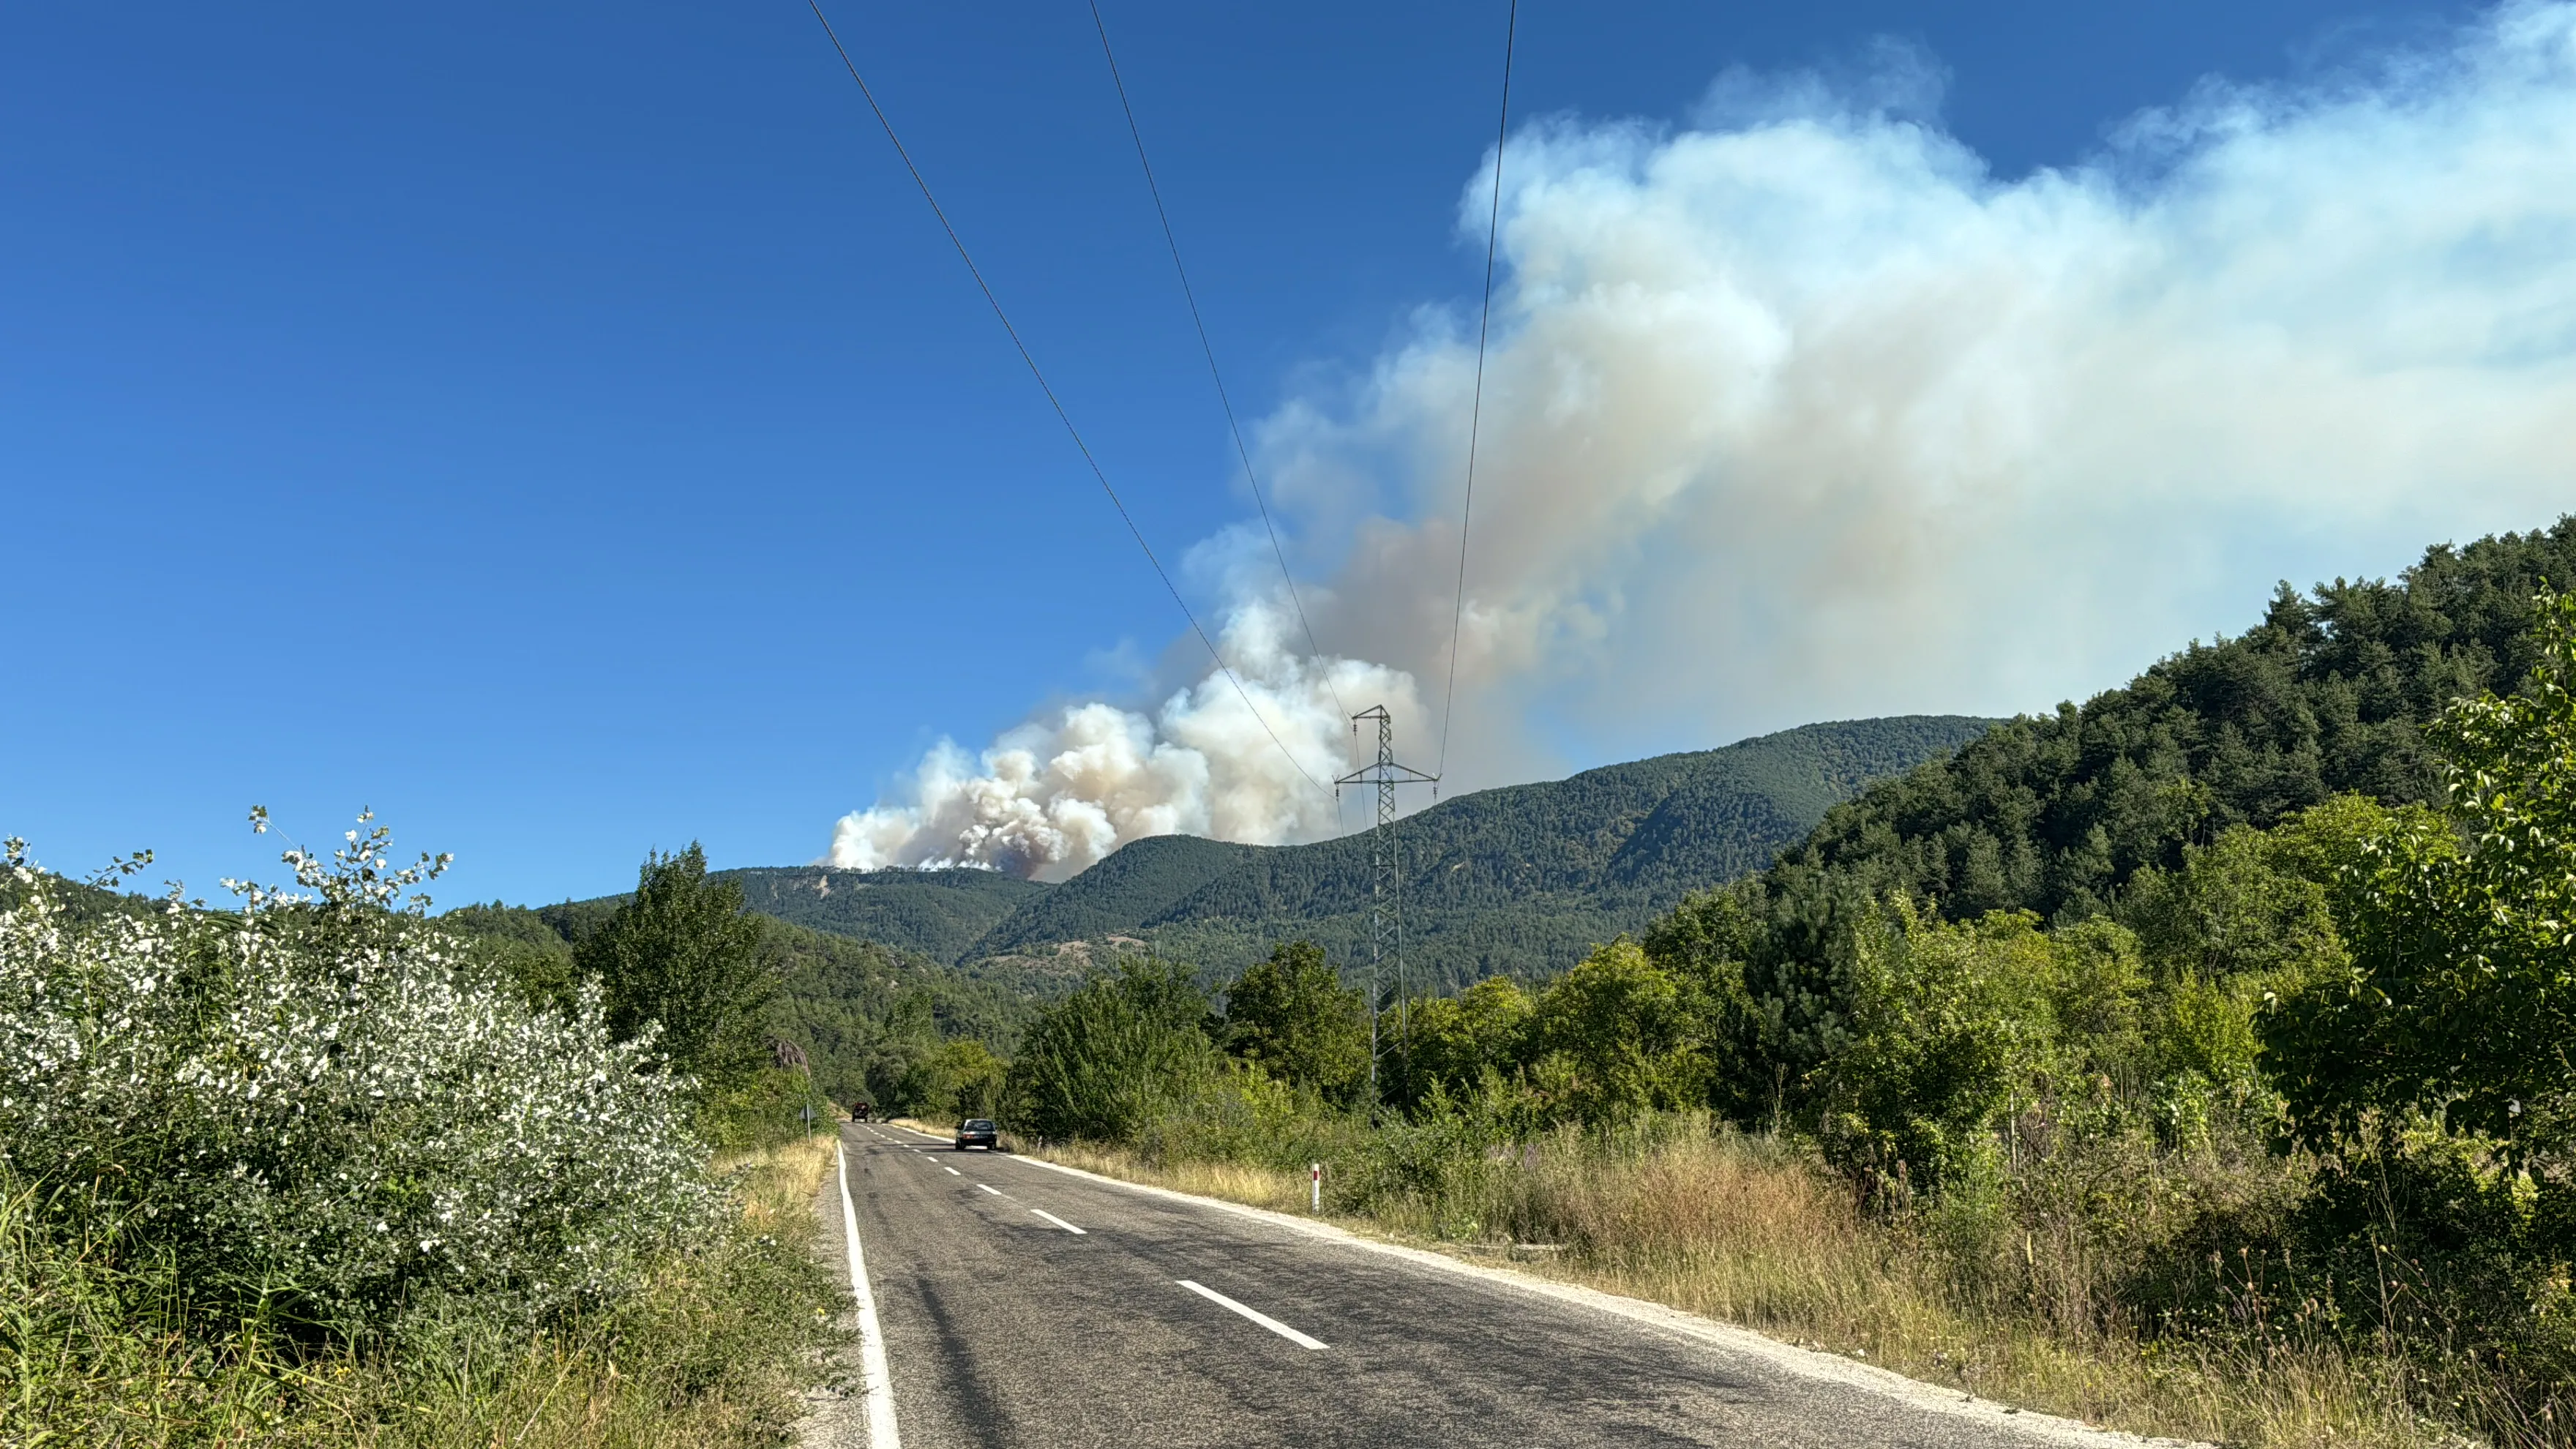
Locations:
1220;941;1368;1104
576;844;774;1090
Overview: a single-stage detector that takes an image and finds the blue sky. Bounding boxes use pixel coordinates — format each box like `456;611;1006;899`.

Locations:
0;0;2542;905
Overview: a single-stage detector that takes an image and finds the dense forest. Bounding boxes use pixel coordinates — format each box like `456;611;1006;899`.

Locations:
966;715;1993;987
711;865;1046;962
1779;522;2576;920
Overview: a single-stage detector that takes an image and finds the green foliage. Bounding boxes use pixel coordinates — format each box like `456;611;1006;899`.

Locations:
714;865;1048;962
1783;520;2576;927
1003;958;1221;1142
2270;591;2576;1161
1641;866;1878;1126
1525;940;1710;1128
0;1142;843;1449
1128;1061;1374;1173
896;1038;1009;1122
757;918;1028;1112
1220;940;1369;1104
1819;905;2063;1189
0;821;718;1347
695;1066;831;1152
441;899;586;1013
577;844;776;1093
437;894;1033;1127
1392;976;1535;1109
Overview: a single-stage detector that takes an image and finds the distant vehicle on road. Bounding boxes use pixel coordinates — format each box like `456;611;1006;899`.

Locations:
954;1118;1000;1151
851;1102;872;1121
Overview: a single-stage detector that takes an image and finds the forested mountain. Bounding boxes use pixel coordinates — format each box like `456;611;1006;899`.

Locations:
1774;519;2576;922
454;716;1988;993
712;866;1046;963
965;716;1994;989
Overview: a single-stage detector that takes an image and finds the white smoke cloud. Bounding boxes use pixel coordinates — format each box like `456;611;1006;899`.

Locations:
830;603;1420;880
840;1;2576;877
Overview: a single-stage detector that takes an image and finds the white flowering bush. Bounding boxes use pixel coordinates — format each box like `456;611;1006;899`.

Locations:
0;815;722;1342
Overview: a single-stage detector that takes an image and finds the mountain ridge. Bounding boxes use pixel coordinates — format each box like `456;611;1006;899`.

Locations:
704;715;1996;989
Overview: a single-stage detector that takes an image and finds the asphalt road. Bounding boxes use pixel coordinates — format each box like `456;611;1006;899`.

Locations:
809;1121;2168;1449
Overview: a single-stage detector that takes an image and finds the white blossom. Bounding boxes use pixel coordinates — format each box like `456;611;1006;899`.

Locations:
0;824;720;1339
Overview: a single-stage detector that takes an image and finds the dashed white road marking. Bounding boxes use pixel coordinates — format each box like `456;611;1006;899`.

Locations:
1030;1208;1087;1235
978;1183;1004;1197
943;1165;962;1176
1176;1279;1328;1351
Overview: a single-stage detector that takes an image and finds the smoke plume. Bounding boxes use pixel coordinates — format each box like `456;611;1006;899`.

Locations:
838;1;2576;880
829;603;1420;878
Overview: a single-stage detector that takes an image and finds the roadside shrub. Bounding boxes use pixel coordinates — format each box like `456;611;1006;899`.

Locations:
0;822;718;1346
698;1065;834;1152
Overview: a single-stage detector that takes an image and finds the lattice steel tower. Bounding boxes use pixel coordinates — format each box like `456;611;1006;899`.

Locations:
1335;705;1437;1093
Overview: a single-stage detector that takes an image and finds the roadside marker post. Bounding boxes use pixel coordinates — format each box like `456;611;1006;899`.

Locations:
1311;1162;1321;1213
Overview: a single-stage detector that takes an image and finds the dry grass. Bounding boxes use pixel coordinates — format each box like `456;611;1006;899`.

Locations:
1026;1128;2457;1449
1498;1131;2441;1449
1;1134;847;1449
1036;1142;1315;1215
723;1131;839;1227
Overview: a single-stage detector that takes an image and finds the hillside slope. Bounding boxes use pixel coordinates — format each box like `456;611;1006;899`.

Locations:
716;866;1046;965
965;716;1994;989
1771;518;2576;925
480;716;1990;992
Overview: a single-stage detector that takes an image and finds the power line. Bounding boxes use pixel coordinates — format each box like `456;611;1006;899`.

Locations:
806;0;1328;797
1087;0;1349;725
1436;0;1519;784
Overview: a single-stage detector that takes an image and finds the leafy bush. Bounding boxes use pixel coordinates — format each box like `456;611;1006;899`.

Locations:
893;1038;1008;1123
1524;940;1710;1128
1003;957;1219;1142
1219;941;1368;1105
1816;904;2059;1191
0;820;717;1344
1390;976;1534;1109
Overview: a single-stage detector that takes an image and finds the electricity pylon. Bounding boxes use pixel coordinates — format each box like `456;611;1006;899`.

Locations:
1335;705;1437;1095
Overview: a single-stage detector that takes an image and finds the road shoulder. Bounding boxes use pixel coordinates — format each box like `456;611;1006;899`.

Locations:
794;1127;869;1449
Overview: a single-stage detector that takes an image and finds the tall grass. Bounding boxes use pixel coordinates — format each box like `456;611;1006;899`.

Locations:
1039;1117;2542;1449
0;1135;845;1449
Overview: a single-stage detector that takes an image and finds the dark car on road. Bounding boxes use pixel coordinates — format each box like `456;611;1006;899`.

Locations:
954;1118;1000;1151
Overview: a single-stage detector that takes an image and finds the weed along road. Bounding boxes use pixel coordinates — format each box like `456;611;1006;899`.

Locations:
815;1123;2174;1449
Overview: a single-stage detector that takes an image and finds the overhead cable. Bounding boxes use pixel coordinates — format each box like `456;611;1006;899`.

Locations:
1085;0;1349;724
1436;0;1519;784
806;0;1328;796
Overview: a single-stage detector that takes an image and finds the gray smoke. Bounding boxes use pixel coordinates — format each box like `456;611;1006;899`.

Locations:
838;1;2576;878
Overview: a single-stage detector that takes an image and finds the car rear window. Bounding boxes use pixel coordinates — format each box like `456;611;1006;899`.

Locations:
964;1120;995;1130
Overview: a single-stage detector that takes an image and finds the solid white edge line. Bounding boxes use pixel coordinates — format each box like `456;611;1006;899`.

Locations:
1177;1278;1328;1350
998;1152;2197;1449
1030;1208;1087;1235
836;1142;902;1449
